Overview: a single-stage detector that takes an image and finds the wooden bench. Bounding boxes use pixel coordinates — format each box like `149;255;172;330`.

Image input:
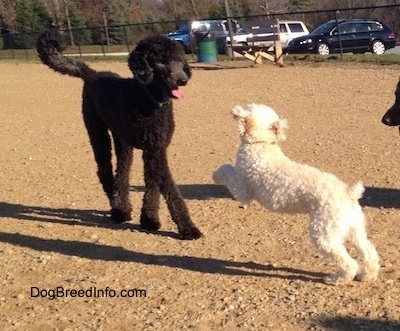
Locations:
231;19;283;66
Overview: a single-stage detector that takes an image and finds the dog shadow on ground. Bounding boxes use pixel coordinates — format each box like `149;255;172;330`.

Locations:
0;201;178;238
132;183;231;200
134;183;400;210
0;229;324;282
0;183;229;241
315;315;400;331
0;200;324;282
361;186;400;209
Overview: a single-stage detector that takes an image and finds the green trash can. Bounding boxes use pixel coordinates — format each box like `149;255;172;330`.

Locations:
195;31;218;62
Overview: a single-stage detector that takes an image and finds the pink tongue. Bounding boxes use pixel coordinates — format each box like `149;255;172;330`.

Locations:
171;87;184;99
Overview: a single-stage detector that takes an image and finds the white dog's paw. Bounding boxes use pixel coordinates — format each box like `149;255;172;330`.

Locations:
323;273;354;285
355;272;377;282
213;165;233;185
212;168;225;185
355;264;380;282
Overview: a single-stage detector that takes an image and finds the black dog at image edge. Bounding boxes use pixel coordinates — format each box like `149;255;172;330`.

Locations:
382;79;400;132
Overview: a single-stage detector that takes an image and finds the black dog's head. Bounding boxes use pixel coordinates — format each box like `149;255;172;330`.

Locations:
382;79;400;129
37;28;66;54
128;35;192;99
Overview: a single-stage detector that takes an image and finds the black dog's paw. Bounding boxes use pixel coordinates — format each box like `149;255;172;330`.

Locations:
140;215;161;231
178;226;203;240
110;208;132;223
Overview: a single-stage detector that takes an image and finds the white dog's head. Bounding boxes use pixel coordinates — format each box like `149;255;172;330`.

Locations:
231;104;288;144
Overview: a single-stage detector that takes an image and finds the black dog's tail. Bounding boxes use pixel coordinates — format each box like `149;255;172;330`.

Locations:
36;29;96;80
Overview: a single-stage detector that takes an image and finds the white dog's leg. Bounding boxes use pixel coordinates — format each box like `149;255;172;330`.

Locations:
309;218;359;285
321;245;359;285
350;225;380;282
213;164;250;207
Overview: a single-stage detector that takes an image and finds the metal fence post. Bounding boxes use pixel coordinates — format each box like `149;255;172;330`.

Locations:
335;10;343;59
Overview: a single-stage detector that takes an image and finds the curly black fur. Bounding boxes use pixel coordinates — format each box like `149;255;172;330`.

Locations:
37;29;202;240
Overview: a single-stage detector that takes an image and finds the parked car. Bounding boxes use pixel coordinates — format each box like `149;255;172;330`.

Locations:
287;19;396;55
166;19;241;54
227;20;309;50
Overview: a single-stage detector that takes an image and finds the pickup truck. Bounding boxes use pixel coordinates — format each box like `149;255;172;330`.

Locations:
226;20;309;50
166;19;241;54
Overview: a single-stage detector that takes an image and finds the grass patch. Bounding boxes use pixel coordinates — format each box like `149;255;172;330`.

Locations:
285;53;400;65
2;46;400;66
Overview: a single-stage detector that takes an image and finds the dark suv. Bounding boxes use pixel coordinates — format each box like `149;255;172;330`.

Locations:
287;19;396;55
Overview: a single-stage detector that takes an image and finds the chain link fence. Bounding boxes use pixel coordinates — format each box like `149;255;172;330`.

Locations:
0;20;174;59
1;5;399;60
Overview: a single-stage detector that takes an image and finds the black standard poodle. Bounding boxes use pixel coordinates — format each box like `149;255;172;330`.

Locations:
36;29;202;240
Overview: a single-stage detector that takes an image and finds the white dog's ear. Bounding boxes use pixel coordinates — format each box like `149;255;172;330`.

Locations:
231;105;250;136
272;119;288;141
231;105;249;119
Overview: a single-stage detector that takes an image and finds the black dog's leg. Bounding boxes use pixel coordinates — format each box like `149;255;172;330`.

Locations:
140;146;162;230
141;149;202;239
140;179;161;231
83;111;114;206
110;136;133;223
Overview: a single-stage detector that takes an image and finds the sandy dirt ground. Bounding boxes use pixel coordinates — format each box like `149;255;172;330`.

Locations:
0;58;400;331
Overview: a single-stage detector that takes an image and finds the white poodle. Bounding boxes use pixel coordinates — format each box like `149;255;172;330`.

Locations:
213;103;380;285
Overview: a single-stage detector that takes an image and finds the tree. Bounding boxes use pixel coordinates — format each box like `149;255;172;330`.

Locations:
64;0;91;45
0;0;18;31
14;0;53;48
15;0;53;32
74;0;131;45
287;0;313;10
103;0;132;45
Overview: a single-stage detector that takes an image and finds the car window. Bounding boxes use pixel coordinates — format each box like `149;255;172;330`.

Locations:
368;22;383;31
192;22;209;33
354;23;370;32
338;23;355;34
177;22;189;33
210;22;222;31
311;21;338;35
223;20;240;33
288;23;305;33
279;23;288;33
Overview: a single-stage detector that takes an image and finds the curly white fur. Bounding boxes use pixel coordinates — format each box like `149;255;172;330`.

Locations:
213;104;380;285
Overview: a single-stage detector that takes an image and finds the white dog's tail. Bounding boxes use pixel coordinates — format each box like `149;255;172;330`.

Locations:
347;181;365;201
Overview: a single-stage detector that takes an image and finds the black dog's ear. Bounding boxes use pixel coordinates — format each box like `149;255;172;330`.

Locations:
183;61;192;79
37;28;65;53
128;50;154;84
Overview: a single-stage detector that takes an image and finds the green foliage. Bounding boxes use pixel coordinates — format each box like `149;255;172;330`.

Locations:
287;0;313;10
209;2;225;18
65;1;91;45
13;0;52;48
15;0;52;32
209;0;252;18
105;3;131;44
285;53;400;66
88;1;133;45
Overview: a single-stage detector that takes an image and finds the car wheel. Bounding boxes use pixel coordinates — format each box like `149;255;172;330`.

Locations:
317;43;330;55
371;40;385;55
